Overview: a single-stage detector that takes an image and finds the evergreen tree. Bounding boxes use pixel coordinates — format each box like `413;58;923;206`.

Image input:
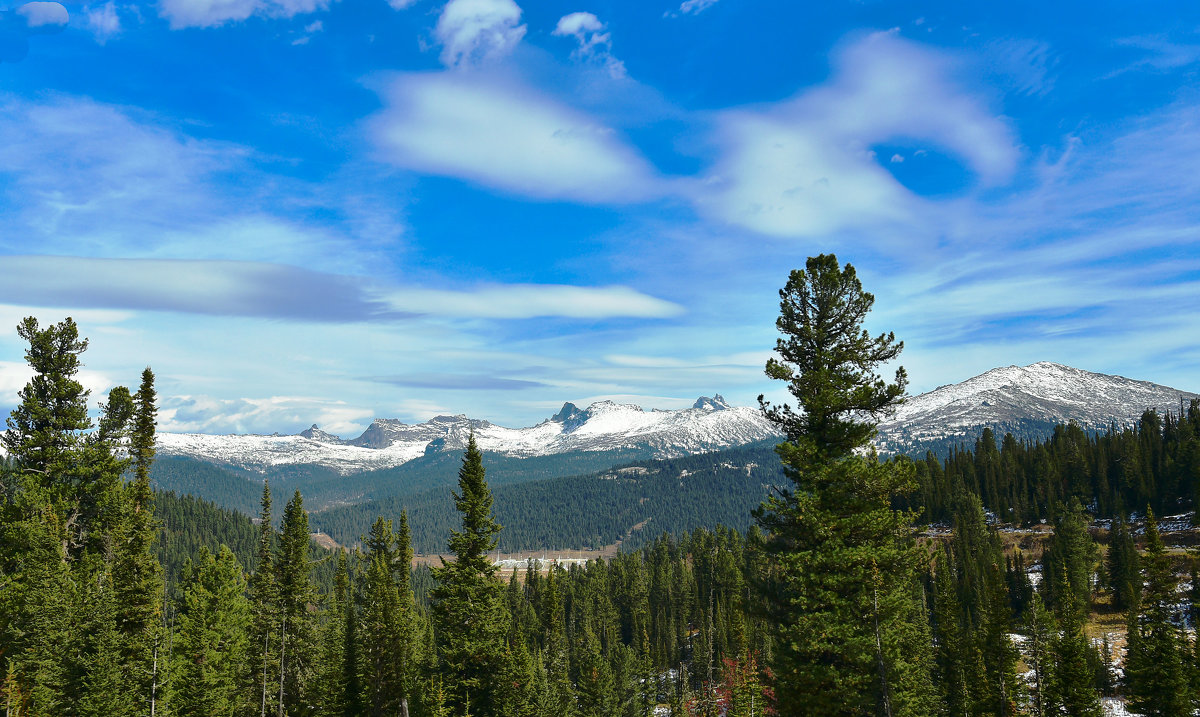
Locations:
360;516;404;715
1124;510;1190;716
313;550;351;717
112;367;166;716
171;545;252;716
1105;514;1140;612
247;482;280;717
276;490;318;715
431;435;510;716
754;255;934;715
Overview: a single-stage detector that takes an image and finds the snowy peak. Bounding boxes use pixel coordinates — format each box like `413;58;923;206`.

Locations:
693;394;730;411
157;396;780;474
878;362;1198;453
297;425;343;444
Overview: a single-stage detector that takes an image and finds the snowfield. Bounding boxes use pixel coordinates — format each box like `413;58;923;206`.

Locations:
156;363;1199;476
156;395;781;474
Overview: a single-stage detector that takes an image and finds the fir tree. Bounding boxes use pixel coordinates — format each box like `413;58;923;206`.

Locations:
276;490;318;715
431;435;510;716
754;255;934;715
247;481;279;717
171;545;252;716
313;550;351;717
1124;510;1190;716
113;367;165;717
360;516;404;715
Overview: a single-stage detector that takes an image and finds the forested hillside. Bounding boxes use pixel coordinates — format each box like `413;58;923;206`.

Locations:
311;441;782;553
913;408;1200;525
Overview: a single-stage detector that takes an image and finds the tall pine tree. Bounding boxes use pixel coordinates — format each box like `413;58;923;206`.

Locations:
431;435;510;716
755;255;935;715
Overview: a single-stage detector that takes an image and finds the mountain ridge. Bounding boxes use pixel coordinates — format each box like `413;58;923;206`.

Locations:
155;364;1199;475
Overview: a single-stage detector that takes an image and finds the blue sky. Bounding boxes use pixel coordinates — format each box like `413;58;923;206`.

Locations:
1;0;1199;436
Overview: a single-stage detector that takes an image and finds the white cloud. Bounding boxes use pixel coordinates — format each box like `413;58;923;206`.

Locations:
677;0;718;15
16;2;68;28
552;11;625;79
158;0;329;30
84;2;120;42
384;284;684;319
386;0;417;8
697;32;1018;238
435;0;525;69
370;73;661;202
159;394;374;435
0;360;114;406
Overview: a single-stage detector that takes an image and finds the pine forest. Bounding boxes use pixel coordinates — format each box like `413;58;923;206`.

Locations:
2;256;1199;717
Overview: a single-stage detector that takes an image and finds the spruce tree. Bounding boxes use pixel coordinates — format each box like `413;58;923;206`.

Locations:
113;367;165;716
431;435;510;716
314;550;353;717
276;490;318;715
360;516;404;715
248;482;279;717
1124;510;1190;716
171;545;252;716
754;254;934;715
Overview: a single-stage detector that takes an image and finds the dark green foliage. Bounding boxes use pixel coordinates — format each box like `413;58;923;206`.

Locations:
277;490;319;713
932;493;1020;715
1124;510;1191;717
311;441;782;554
431;435;510;715
171;545;252;716
755;255;935;715
914;401;1200;526
1106;514;1141;612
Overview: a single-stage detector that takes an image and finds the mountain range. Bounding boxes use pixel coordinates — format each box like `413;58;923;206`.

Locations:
156;362;1198;477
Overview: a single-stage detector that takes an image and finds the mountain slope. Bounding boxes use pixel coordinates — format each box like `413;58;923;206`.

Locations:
877;362;1199;455
156;394;779;475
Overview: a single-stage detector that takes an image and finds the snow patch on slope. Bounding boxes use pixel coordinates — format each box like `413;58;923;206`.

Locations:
156;396;779;475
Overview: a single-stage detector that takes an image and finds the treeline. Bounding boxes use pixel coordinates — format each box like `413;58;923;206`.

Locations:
914;405;1200;524
311;441;782;553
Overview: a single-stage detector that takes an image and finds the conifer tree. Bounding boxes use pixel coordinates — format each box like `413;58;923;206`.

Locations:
172;545;252;716
247;482;279;717
113;367;165;716
276;490;318;715
313;550;351;717
431;435;510;716
754;254;934;715
360;516;404;715
1124;510;1190;716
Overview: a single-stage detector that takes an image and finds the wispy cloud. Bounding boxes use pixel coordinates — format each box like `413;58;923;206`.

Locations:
383;284;684;319
694;31;1018;239
369;73;663;203
157;0;329;29
365;373;548;390
677;0;719;16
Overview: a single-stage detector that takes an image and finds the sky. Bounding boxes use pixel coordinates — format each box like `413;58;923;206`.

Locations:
1;0;1199;437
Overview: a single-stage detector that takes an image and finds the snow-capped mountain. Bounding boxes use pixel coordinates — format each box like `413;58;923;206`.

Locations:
156;395;780;475
875;362;1198;453
155;363;1198;475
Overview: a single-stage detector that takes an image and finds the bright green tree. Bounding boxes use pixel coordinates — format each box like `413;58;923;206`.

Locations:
431;435;510;716
755;254;936;715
